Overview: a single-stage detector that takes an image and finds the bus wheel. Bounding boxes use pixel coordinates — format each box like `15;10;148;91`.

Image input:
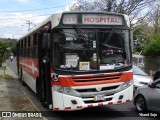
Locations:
41;100;47;108
37;78;47;108
41;88;47;108
20;68;26;86
36;78;40;97
19;68;22;81
22;75;26;86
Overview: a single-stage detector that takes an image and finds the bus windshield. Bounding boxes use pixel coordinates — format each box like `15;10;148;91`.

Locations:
53;28;131;71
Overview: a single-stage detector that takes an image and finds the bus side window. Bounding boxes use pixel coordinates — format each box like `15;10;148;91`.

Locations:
53;33;59;43
34;33;38;59
24;39;27;57
53;32;60;67
42;32;51;50
27;37;30;58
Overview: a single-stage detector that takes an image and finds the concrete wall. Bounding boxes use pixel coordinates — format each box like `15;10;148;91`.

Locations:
144;56;160;75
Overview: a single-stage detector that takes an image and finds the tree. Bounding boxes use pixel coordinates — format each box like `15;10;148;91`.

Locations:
69;0;156;26
0;38;17;56
152;5;160;37
69;0;160;56
143;35;160;56
0;41;11;67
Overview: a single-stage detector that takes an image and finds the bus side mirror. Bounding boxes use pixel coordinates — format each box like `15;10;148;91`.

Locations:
130;30;133;53
42;32;51;50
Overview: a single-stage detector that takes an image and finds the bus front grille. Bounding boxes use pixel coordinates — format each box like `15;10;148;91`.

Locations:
71;73;122;82
76;85;119;93
83;97;113;104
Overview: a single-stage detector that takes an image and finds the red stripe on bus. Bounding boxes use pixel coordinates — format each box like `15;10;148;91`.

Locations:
88;104;93;107
108;102;113;105
117;100;122;104
98;103;103;106
126;100;130;102
54;108;59;111
77;106;82;109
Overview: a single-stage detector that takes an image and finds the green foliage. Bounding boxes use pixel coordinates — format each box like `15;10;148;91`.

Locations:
0;74;15;80
11;43;16;56
0;38;17;55
133;46;143;53
0;67;6;70
143;36;160;56
133;28;143;40
0;40;11;67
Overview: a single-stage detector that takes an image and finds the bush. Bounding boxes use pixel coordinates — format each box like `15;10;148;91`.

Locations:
143;37;160;56
133;46;143;53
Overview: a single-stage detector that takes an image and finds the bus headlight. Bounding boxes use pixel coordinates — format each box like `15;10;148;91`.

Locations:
133;78;140;84
123;80;133;88
110;80;133;93
66;88;71;93
57;86;64;93
54;86;74;95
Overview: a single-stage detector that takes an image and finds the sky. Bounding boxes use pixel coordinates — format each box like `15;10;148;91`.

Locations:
0;0;74;39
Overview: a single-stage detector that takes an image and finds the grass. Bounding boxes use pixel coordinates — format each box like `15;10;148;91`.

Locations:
0;66;16;80
0;74;15;80
0;66;6;70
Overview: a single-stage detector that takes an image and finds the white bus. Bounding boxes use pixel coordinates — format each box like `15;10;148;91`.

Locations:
17;11;133;111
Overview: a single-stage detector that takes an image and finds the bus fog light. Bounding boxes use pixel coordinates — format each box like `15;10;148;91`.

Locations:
58;86;64;93
123;80;133;88
124;82;128;87
71;100;77;104
119;95;123;100
66;88;71;93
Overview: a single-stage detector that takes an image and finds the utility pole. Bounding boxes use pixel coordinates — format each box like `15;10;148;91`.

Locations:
26;20;33;31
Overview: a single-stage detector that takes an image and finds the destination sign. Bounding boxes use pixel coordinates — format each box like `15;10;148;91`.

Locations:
82;14;123;25
62;13;124;25
62;14;78;24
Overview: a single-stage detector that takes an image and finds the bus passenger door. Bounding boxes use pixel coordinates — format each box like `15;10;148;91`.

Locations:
38;31;52;109
16;42;20;76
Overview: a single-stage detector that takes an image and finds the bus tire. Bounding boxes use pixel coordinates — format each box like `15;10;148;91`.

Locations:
41;88;47;108
22;75;26;86
37;78;47;108
36;78;40;97
19;68;22;81
20;68;26;86
41;100;47;108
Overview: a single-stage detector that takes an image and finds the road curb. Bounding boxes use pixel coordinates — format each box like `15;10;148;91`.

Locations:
6;66;18;79
22;90;48;120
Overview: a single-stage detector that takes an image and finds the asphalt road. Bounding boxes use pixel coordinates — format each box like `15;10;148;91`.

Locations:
6;58;159;120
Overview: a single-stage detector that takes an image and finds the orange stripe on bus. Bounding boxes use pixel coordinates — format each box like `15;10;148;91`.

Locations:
53;72;133;87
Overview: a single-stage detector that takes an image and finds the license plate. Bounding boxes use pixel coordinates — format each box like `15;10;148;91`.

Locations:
94;95;105;101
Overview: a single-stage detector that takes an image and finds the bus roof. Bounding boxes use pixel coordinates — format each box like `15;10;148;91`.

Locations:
17;11;129;41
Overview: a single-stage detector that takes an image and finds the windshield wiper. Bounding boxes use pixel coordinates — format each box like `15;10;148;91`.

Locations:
101;26;124;50
103;26;116;45
103;44;124;50
73;25;91;48
74;25;86;39
134;74;148;76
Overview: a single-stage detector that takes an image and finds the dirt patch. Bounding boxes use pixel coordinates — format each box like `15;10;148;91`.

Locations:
0;79;37;111
0;79;44;120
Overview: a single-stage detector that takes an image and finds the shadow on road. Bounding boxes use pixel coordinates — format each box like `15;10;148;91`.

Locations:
43;106;139;119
